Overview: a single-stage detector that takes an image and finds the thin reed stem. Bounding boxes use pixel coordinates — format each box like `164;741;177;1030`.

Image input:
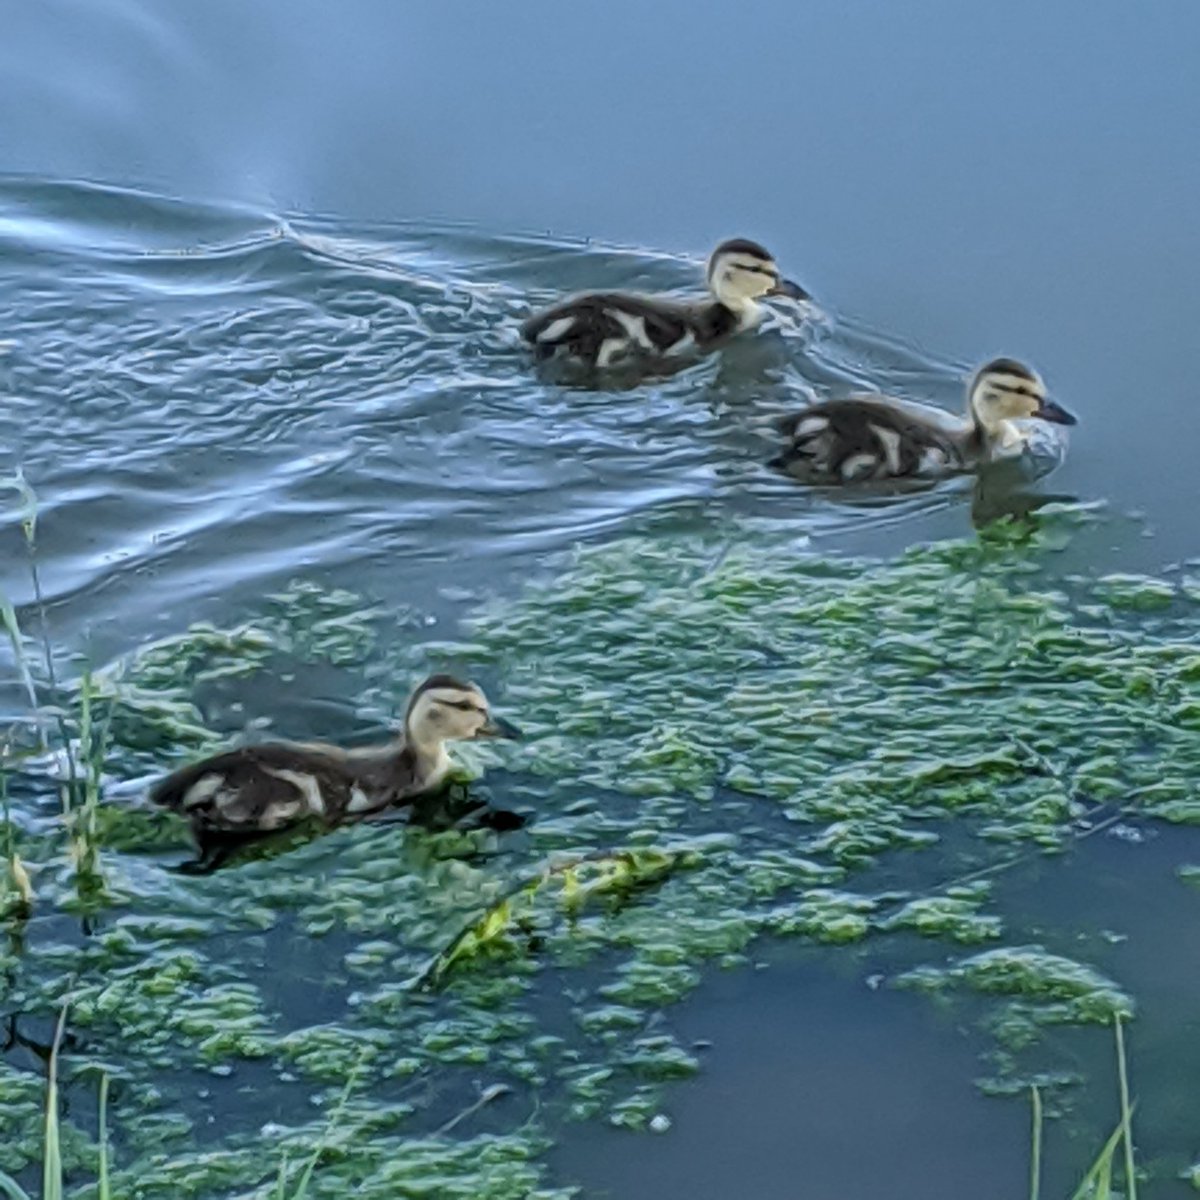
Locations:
287;1050;366;1197
7;472;79;796
1029;1084;1042;1200
1116;1014;1137;1200
42;1003;69;1200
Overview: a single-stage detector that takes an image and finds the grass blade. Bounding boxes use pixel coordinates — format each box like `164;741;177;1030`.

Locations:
2;473;80;787
1069;1116;1126;1200
287;1051;365;1198
0;1170;34;1200
2;775;34;914
1115;1014;1137;1200
42;1005;68;1200
97;1072;111;1200
1029;1084;1042;1200
0;597;41;730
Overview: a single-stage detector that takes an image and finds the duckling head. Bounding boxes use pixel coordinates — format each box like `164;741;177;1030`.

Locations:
404;674;521;754
968;358;1077;448
706;238;809;314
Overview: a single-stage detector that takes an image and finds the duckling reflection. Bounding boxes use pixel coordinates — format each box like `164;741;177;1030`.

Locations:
969;457;1078;528
522;238;808;371
772;358;1077;484
150;673;522;872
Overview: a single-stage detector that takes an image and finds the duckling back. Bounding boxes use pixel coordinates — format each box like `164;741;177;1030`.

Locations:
150;743;382;835
521;291;728;368
772;398;969;483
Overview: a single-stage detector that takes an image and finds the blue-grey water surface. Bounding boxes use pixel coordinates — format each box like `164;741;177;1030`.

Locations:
2;1;1199;1196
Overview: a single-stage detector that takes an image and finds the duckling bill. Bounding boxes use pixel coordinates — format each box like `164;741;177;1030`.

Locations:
521;237;809;369
150;674;520;856
772;358;1077;484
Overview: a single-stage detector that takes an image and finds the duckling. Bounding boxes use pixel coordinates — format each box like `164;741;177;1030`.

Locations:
521;238;809;369
150;674;520;855
771;358;1077;484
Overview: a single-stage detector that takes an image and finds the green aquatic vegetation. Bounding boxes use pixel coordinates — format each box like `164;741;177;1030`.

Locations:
41;951;278;1071
606;1086;662;1131
93;1126;571;1200
898;945;1134;1027
62;671;110;908
556;1029;698;1122
879;890;1003;944
562;1063;615;1120
0;1065;44;1174
3;510;1197;1194
262;580;383;668
2;784;34;917
2;557;111;910
1093;574;1178;612
598;958;702;1007
84;622;277;763
762;889;876;943
1027;1017;1139;1200
618;1034;700;1081
415;846;704;990
273;1049;365;1199
575;1004;643;1037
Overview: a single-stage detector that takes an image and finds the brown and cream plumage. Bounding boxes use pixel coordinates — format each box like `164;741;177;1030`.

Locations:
521;238;808;369
771;358;1077;484
151;674;520;866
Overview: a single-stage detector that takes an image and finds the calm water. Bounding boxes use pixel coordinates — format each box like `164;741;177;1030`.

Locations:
2;1;1199;1196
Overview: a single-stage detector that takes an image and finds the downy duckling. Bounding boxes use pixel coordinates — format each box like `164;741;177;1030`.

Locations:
521;238;809;369
771;358;1077;483
151;674;521;856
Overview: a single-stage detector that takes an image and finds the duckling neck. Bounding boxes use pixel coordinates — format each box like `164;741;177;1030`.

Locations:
713;294;763;330
697;296;760;343
400;725;452;784
975;417;1028;457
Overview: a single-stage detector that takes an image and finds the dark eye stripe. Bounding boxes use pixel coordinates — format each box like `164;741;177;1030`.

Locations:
986;382;1041;398
439;699;483;712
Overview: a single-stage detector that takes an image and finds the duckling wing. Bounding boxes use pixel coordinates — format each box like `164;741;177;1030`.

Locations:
774;399;965;482
150;743;357;833
521;292;698;364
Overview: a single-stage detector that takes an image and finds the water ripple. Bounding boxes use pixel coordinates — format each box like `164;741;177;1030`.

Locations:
0;177;967;661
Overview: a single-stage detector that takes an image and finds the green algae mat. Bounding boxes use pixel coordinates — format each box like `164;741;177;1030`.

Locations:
2;507;1198;1195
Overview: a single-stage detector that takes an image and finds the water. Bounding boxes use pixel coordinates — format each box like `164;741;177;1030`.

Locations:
555;823;1200;1200
2;1;1199;1196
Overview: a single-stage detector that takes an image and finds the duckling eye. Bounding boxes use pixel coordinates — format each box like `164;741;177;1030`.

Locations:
441;700;478;712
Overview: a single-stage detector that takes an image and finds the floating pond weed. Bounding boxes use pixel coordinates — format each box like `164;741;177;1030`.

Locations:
1;510;1197;1192
897;946;1135;1028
